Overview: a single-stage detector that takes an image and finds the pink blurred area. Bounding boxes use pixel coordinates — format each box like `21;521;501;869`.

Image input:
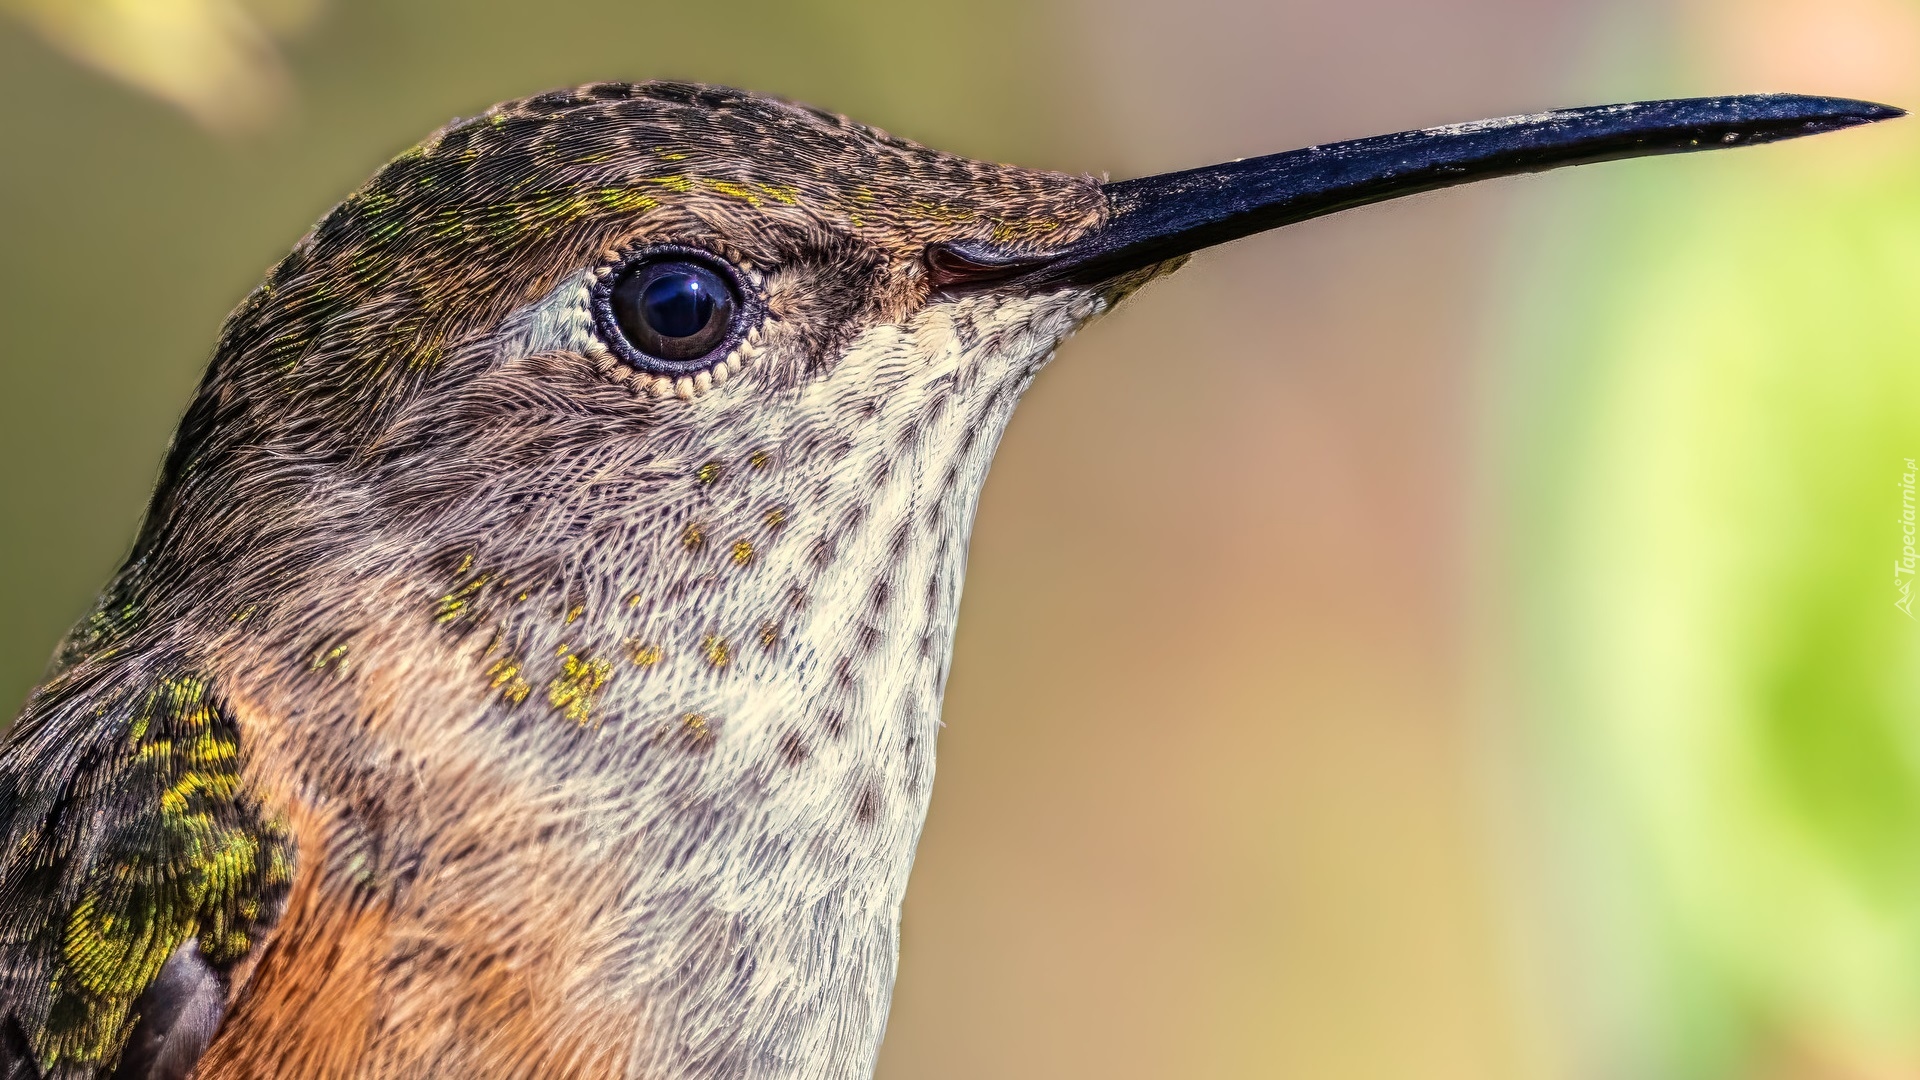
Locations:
889;2;1585;1076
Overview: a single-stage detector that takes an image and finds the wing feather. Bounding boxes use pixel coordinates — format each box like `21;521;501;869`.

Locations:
0;639;291;1079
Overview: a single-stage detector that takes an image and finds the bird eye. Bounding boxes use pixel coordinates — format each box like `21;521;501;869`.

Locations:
594;252;745;373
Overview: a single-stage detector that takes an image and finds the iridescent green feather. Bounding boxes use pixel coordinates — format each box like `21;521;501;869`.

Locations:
0;662;292;1074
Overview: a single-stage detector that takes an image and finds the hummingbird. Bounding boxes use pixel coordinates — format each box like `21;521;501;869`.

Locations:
0;82;1898;1080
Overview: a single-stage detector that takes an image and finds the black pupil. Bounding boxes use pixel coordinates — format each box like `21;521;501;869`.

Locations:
607;258;737;366
642;272;716;340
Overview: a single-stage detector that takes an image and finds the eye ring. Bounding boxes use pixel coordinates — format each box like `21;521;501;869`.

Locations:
589;245;760;378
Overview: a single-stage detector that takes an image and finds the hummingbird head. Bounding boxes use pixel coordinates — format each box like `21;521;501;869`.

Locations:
140;79;1153;816
152;80;1116;559
65;81;1892;1077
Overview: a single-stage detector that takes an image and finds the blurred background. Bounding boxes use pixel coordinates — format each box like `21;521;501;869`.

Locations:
0;0;1915;1076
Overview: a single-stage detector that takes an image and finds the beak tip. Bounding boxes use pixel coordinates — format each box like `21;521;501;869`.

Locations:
1778;94;1905;127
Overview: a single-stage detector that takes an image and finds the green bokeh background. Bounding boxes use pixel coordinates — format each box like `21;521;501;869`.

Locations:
1507;83;1920;1076
2;0;1916;1076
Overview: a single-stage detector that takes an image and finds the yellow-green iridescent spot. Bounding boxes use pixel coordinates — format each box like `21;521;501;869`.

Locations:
41;674;292;1069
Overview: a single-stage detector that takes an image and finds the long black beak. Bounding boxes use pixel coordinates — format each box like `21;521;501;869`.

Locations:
928;94;1903;289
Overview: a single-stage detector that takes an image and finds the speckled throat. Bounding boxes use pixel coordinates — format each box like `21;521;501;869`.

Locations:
198;283;1118;1079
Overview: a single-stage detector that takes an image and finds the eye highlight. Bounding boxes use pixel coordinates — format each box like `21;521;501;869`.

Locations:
591;248;752;377
614;261;732;359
